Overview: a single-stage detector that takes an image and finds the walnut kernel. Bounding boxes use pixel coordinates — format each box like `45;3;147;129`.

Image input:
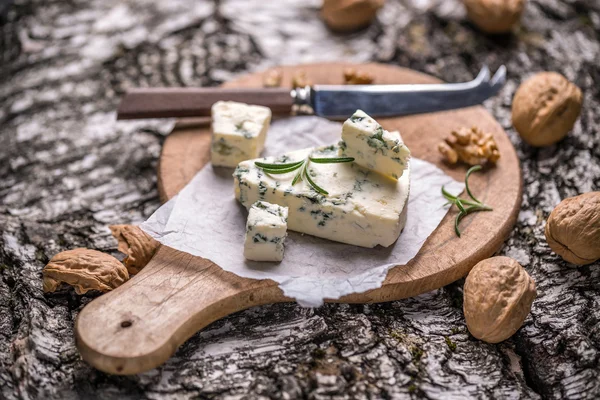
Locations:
438;126;500;165
343;68;374;85
464;256;536;343
321;0;384;32
263;69;282;88
463;0;525;34
545;192;600;265
43;248;129;294
291;70;312;89
512;72;582;147
110;225;160;275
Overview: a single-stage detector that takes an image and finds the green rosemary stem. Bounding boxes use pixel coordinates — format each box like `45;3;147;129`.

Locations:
443;165;493;237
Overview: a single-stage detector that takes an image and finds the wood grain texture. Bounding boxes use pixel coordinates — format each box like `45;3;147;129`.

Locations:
76;62;522;375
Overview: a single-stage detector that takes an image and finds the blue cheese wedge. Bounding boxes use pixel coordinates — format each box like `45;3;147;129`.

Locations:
339;110;411;179
211;101;272;168
244;201;289;262
234;144;410;248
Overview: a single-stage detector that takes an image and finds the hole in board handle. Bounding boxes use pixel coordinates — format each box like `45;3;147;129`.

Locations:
121;320;133;328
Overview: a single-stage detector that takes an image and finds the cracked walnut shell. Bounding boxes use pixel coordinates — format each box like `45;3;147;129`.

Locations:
321;0;384;32
43;248;129;294
110;225;160;275
464;256;536;343
512;72;582;147
545;192;600;265
438;126;500;165
463;0;525;34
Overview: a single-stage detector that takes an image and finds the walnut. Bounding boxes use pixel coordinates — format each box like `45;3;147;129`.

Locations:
512;72;582;147
343;68;374;85
291;70;312;89
544;192;600;265
110;225;160;275
43;249;129;294
263;69;282;88
321;0;384;32
463;0;525;34
464;256;536;343
438;126;500;165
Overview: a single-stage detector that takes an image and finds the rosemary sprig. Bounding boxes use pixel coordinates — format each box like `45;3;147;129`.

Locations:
442;165;493;237
255;155;354;195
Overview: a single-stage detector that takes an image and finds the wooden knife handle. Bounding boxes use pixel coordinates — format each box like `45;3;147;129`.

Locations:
116;87;294;120
75;246;287;375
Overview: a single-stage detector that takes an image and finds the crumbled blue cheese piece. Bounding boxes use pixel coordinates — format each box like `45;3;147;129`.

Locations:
339;110;411;179
244;201;289;262
211;101;272;168
234;144;410;248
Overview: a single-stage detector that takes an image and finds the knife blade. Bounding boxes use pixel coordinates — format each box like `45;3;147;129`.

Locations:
116;66;506;120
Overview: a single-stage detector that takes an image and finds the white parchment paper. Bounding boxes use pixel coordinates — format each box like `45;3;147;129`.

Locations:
141;116;464;307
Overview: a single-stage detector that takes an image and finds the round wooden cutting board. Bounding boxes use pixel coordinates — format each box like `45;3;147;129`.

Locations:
76;63;522;375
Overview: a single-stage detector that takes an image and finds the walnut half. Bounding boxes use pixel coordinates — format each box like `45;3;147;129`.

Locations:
43;248;129;294
438;126;500;166
110;225;160;275
464;256;536;343
545;192;600;265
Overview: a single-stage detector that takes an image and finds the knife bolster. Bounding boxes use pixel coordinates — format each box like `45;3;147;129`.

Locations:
291;85;315;115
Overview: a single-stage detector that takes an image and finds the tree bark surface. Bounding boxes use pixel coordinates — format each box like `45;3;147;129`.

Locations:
1;0;599;399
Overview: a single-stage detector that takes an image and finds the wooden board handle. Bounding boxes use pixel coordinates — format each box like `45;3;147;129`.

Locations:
116;87;294;120
75;246;284;375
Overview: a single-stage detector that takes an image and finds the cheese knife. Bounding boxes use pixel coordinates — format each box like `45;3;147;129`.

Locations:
116;65;506;120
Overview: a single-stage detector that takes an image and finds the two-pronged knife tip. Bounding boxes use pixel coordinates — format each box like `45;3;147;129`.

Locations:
478;65;507;85
477;65;507;96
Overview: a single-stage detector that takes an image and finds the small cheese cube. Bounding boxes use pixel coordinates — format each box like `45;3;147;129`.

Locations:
244;201;289;262
339;110;411;179
211;101;272;168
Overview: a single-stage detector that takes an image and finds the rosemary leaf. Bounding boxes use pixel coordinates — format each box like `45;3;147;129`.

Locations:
309;157;354;164
455;211;466;237
456;198;483;207
441;186;458;201
291;168;303;186
455;198;466;213
261;164;305;174
255;160;304;170
465;165;483;203
474;204;493;212
303;164;328;195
